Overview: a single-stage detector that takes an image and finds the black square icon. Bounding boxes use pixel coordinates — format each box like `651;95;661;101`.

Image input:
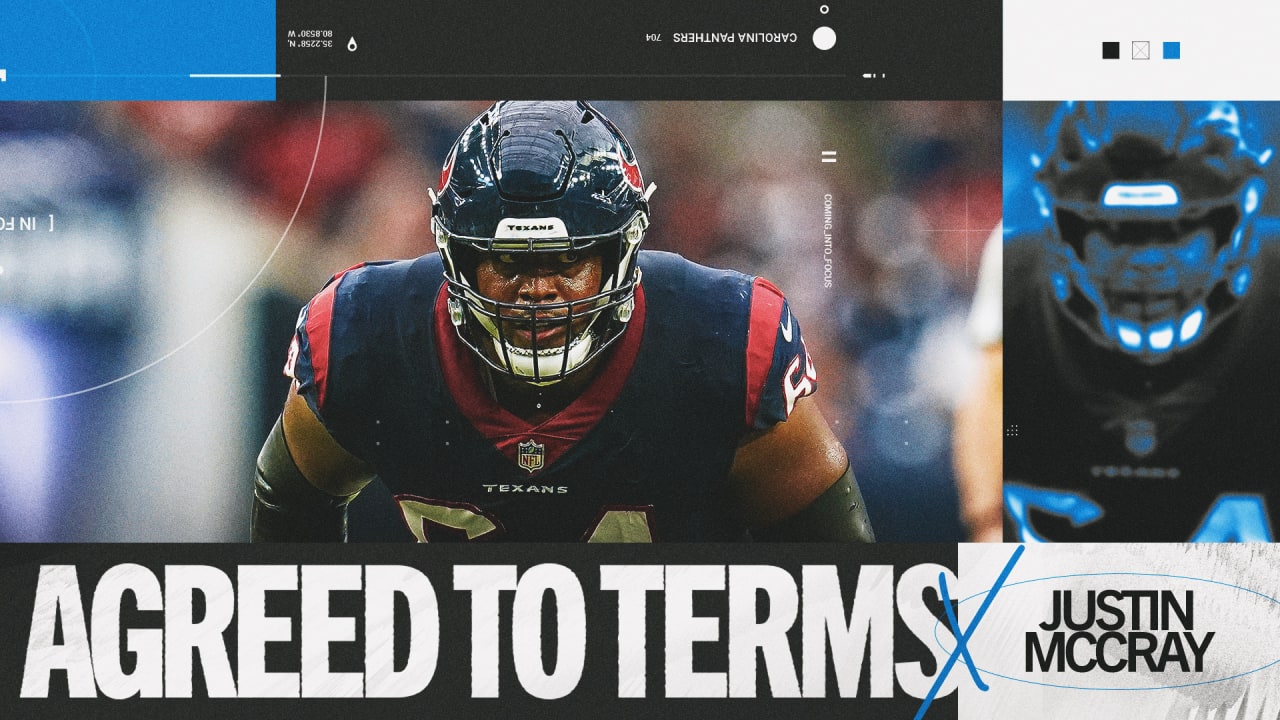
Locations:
1102;41;1120;59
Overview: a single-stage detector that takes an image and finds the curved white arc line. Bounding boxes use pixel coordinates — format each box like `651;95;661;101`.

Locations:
0;76;330;405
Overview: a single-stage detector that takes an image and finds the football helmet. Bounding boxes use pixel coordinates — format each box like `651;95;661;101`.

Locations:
1033;101;1271;363
429;101;655;384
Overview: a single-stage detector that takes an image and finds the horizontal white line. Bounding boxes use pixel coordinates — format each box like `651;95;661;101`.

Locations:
821;151;838;155
189;73;281;78
821;158;838;163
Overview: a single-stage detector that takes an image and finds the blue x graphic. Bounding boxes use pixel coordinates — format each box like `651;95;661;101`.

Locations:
914;544;1025;720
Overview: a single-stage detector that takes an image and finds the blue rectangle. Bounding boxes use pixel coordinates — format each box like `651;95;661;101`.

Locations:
1163;41;1181;59
0;0;275;100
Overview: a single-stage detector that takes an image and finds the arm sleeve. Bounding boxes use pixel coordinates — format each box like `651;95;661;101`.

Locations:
743;277;818;431
251;416;354;542
751;464;875;542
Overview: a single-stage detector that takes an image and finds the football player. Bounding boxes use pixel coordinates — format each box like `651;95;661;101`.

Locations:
252;100;875;542
1005;101;1280;541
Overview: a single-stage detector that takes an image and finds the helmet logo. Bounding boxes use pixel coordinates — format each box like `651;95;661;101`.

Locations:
517;439;546;473
618;146;643;192
1123;419;1157;459
438;147;456;192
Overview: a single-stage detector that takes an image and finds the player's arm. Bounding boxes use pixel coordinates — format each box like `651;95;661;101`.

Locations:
730;395;874;542
953;340;1003;542
251;387;376;542
952;223;1004;542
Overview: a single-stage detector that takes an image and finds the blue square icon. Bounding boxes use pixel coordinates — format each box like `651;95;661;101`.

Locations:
1163;41;1180;59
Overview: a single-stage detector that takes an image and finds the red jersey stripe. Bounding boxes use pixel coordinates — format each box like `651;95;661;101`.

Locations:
305;263;366;410
743;277;786;429
434;284;647;473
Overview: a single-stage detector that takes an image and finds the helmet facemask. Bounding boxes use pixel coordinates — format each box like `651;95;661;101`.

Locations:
433;205;649;384
429;100;655;385
1044;181;1263;364
1035;102;1271;364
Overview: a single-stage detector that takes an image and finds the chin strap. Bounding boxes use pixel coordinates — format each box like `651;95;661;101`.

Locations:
251;416;357;542
752;464;876;543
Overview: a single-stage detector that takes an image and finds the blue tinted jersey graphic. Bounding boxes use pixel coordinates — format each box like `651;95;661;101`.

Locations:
1003;102;1280;542
284;251;817;542
1003;226;1280;542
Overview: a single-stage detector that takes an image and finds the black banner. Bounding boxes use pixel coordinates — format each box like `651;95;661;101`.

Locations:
0;543;957;718
275;0;1000;100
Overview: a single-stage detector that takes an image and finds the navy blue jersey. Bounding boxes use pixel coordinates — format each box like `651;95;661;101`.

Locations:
1004;229;1280;542
285;250;817;541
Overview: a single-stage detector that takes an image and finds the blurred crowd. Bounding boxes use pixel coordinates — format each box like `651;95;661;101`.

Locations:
0;101;1000;541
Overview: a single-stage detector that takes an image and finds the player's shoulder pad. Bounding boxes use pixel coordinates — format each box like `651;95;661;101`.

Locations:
286;254;445;413
634;249;757;345
316;253;445;310
634;251;815;431
636;249;754;298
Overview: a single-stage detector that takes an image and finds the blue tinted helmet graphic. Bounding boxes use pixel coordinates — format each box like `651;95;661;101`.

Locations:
429;101;655;383
1034;102;1272;363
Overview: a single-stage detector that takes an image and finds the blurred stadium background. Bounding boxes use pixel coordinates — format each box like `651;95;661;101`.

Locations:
0;101;1000;542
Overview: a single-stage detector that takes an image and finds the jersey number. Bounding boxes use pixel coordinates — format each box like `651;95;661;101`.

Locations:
395;498;655;543
782;343;817;418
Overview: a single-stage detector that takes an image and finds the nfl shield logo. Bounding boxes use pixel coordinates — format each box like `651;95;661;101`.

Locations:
517;439;545;473
1123;419;1157;459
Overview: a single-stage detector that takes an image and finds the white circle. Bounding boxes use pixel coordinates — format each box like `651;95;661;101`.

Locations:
820;4;830;13
813;26;836;51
